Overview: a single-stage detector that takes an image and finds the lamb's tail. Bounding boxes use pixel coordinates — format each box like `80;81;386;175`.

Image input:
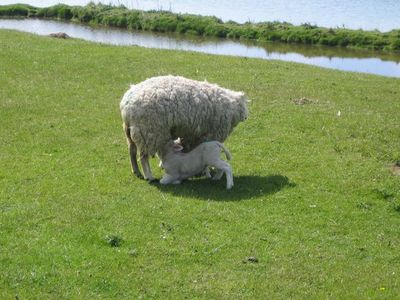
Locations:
218;142;232;161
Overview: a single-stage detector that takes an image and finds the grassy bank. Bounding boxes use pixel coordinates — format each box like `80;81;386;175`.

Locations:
1;3;400;52
1;29;400;298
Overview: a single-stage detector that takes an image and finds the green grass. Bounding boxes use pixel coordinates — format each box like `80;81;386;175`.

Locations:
1;29;400;298
1;3;400;52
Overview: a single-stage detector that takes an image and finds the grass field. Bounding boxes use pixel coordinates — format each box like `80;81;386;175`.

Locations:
1;29;399;298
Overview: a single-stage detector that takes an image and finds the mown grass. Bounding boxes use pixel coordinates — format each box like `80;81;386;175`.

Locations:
1;3;400;52
1;29;400;298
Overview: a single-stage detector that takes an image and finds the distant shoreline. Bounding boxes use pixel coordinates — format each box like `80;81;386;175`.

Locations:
1;3;400;53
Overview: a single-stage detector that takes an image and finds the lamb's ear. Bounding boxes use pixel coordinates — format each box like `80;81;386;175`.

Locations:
173;144;184;152
174;137;183;145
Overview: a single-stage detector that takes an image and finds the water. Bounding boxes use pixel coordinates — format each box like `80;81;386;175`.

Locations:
1;19;400;78
1;0;400;32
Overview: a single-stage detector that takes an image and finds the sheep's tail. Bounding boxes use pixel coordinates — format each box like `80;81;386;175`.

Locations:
218;142;232;161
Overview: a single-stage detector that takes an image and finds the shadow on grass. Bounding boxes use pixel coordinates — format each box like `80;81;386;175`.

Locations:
152;174;295;201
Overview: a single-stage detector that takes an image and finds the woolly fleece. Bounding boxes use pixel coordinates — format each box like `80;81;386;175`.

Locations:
120;75;248;158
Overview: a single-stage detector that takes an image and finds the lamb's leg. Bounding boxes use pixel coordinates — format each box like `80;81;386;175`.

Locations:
212;169;224;180
212;161;234;189
140;154;155;181
123;124;144;179
160;174;180;185
225;166;234;190
204;167;212;178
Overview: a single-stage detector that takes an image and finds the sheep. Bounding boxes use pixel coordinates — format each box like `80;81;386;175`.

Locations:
120;75;248;181
160;138;234;189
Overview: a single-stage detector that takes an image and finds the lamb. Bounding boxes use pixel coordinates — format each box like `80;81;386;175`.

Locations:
120;75;248;181
160;139;234;189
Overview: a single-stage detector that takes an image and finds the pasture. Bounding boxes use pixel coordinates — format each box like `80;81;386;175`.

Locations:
0;29;399;298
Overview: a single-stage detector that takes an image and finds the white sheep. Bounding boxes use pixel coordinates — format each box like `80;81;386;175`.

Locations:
120;75;248;181
160;139;234;189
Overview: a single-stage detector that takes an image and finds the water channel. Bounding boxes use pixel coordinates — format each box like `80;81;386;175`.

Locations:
1;18;400;78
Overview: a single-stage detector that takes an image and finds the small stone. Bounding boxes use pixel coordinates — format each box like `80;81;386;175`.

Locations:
243;256;259;264
128;249;138;257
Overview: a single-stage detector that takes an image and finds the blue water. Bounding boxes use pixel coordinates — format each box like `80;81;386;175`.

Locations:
2;0;400;32
1;19;400;78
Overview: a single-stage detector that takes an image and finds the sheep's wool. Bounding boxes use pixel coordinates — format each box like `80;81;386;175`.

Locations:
120;75;248;157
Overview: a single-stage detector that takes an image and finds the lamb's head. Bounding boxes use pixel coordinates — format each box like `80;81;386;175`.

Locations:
174;137;184;146
160;138;184;160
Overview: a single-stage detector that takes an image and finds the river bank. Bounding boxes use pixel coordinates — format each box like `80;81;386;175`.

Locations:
1;3;400;53
2;18;400;78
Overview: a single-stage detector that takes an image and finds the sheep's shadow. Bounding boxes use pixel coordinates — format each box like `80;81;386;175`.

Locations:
152;174;295;201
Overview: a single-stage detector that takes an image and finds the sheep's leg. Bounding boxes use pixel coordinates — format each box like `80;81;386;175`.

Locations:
156;154;164;169
140;154;155;181
129;143;144;179
123;124;144;179
212;161;234;189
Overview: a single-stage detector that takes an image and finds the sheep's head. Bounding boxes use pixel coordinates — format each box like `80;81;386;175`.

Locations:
233;92;249;124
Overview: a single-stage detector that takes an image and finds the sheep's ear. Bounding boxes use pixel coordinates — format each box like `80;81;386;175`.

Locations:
236;91;250;103
173;144;184;152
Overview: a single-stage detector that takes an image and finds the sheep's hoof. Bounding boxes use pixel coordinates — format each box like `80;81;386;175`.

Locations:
133;172;145;180
148;178;159;184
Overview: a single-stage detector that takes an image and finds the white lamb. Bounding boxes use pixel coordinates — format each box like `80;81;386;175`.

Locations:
120;75;248;181
160;139;234;189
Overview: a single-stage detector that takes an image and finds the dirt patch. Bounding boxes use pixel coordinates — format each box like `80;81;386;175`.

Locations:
292;97;318;105
48;32;70;39
389;161;400;176
242;256;259;264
